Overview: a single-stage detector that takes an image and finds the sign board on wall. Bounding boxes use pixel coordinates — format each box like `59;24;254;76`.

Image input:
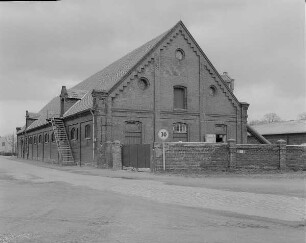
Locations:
205;134;216;143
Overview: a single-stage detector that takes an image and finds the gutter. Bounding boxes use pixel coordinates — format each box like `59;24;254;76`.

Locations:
90;109;95;161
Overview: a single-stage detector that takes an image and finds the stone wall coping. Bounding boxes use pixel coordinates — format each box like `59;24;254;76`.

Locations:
286;145;306;147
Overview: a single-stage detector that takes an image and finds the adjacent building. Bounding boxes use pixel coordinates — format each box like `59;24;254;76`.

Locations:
248;120;306;145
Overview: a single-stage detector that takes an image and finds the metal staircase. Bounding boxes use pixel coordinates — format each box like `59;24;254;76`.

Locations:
50;117;75;165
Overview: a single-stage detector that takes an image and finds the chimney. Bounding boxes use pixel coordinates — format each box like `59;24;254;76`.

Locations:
222;72;234;92
60;86;68;117
25;110;30;128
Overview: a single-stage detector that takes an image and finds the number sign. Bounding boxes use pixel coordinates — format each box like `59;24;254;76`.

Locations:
158;129;169;140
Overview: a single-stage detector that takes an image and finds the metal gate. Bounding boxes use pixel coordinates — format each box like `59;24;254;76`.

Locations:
122;144;151;169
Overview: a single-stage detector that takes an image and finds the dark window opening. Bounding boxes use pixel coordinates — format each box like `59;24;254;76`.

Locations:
216;134;226;143
71;128;76;140
38;135;42;143
51;132;55;142
174;86;187;110
44;133;49;143
34;136;37;144
85;125;91;139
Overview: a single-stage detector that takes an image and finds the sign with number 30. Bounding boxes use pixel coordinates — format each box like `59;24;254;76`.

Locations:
158;129;169;140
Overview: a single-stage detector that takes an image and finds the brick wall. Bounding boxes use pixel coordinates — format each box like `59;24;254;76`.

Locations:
286;145;306;170
154;142;229;171
153;141;306;171
109;30;245;146
236;144;279;169
64;112;93;165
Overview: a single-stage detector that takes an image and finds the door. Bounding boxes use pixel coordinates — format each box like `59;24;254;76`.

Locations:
122;144;151;168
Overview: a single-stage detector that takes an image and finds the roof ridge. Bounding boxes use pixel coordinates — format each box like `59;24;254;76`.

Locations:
70;23;177;92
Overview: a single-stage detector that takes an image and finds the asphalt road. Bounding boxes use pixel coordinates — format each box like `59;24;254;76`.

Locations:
0;156;305;243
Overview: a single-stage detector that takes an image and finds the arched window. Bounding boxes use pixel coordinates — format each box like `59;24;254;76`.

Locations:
173;122;188;142
174;86;187;110
85;125;91;139
44;133;49;143
38;135;42;143
51;132;55;142
34;136;37;144
70;128;76;140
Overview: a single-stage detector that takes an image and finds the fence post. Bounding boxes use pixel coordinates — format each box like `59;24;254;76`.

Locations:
112;140;122;170
277;139;287;170
228;139;236;169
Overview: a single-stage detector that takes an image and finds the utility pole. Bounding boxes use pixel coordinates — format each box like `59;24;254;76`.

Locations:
12;131;15;154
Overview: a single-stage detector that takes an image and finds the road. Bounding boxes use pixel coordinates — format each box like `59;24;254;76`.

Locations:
0;156;305;243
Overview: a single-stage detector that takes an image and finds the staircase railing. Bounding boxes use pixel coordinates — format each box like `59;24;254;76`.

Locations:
50;117;75;165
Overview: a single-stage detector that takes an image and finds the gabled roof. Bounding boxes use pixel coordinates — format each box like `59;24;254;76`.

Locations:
250;120;306;135
20;20;243;132
20;24;173;132
26;97;61;131
71;30;171;92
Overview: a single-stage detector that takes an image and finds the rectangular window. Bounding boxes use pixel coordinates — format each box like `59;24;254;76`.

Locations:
85;125;91;139
174;86;186;109
2;142;5;146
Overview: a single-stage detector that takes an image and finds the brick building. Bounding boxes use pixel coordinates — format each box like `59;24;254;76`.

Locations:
16;21;249;167
248;120;306;145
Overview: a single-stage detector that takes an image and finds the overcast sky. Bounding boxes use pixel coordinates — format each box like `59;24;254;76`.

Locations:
0;0;305;136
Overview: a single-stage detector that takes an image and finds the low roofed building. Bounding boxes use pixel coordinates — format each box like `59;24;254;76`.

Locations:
248;120;306;145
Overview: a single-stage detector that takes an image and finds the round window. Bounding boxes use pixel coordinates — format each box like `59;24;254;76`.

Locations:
138;78;149;90
175;49;184;60
209;86;217;96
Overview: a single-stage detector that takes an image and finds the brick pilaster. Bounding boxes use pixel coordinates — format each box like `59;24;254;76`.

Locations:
277;139;287;170
112;140;122;170
228;139;236;169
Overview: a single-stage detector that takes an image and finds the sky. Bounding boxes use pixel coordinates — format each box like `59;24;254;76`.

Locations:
0;0;305;136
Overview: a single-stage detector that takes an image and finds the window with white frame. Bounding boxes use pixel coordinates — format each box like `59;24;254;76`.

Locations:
173;122;187;133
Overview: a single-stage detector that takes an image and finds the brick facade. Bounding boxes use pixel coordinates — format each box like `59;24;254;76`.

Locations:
16;21;249;167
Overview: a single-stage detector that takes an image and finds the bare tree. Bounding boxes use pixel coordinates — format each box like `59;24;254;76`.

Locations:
249;113;282;126
297;112;306;120
262;113;282;123
4;133;17;154
248;120;265;126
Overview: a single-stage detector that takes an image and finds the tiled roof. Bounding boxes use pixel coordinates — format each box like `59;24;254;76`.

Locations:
71;30;170;92
67;89;88;99
16;125;26;135
250;120;306;135
19;21;179;131
26;97;61;131
64;92;92;117
28;112;40;119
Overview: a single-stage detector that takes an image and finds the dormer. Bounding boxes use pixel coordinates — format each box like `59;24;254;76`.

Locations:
221;72;235;92
25;110;40;128
60;86;88;117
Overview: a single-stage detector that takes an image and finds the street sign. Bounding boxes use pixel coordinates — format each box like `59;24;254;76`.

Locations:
158;129;169;140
